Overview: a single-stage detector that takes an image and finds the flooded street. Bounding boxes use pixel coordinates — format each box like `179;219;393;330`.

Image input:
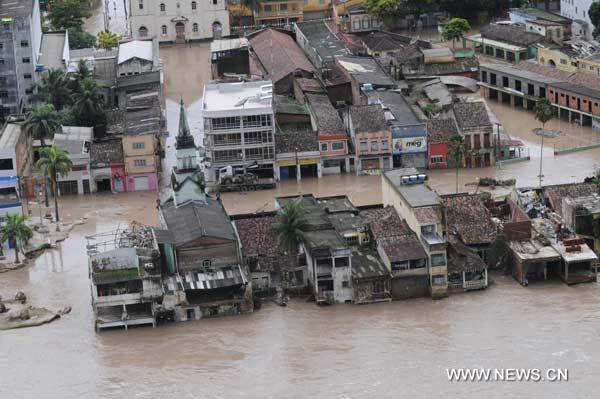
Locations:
3;22;600;396
2;194;600;398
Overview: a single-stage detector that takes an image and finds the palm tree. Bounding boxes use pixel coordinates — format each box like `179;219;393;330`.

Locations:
0;214;33;264
70;59;92;92
35;145;73;226
35;68;71;110
534;98;555;188
448;134;468;194
24;104;62;147
72;77;104;127
274;200;305;293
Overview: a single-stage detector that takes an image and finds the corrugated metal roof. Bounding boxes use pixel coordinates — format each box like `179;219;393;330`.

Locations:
118;40;153;64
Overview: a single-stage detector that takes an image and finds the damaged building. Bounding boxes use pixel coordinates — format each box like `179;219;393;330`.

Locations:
86;225;163;331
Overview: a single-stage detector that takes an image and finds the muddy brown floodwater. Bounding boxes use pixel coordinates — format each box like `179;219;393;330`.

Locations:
2;192;600;398
3;37;600;397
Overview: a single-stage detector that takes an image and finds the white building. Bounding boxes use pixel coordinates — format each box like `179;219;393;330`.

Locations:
53;126;92;195
561;0;595;39
201;80;276;186
129;0;230;43
0;120;32;220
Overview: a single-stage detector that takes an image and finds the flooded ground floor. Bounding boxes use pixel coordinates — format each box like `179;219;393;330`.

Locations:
1;194;600;398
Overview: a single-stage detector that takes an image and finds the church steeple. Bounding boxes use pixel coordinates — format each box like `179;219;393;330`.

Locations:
176;98;195;150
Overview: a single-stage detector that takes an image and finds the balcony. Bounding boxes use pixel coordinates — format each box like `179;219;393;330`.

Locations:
94;292;143;306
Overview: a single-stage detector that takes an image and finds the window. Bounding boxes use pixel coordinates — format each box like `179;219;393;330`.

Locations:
359;141;368;151
335;257;349;267
515;79;521;92
0;91;8;98
432;274;446;286
321;143;328;151
344;235;358;245
192;23;198;32
481;70;487;83
0;43;3;49
280;3;287;10
431;254;446;267
23;73;31;79
560;59;567;65
490;73;496;85
138;26;148;37
380;140;389;150
202;259;212;267
243;114;271;127
0;59;4;65
331;142;344;151
430;155;443;164
370;141;378;151
191;1;197;9
245;147;263;159
0;158;14;170
22;57;30;63
213;0;217;4
502;76;509;87
160;3;165;11
264;4;272;11
342;281;350;288
20;40;28;47
211;116;240;130
138;0;143;9
421;224;435;235
134;159;147;167
133;142;145;149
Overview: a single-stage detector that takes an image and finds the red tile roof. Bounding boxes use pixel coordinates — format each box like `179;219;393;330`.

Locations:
249;28;315;85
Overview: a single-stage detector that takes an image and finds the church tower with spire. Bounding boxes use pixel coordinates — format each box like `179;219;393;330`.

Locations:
171;99;205;206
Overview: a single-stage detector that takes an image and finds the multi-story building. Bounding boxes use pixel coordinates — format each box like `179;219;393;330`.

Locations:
253;0;304;25
367;90;428;169
122;130;159;191
453;101;495;168
129;0;230;43
0;118;31;219
382;168;448;299
305;93;350;175
560;0;593;39
53;126;93;195
202;80;276;187
0;0;42;118
86;225;163;331
346;104;392;174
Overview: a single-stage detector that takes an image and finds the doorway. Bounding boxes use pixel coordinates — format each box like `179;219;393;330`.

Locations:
96;178;111;192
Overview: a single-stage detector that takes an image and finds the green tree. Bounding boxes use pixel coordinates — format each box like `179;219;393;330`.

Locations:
442;17;471;48
534;98;554;188
97;31;122;50
534;97;554;129
24;104;62;146
0;214;33;264
36;146;73;225
35;69;71;110
68;27;97;49
448;134;468;194
274;200;305;292
590;2;600;38
72;78;104;126
48;0;90;30
69;59;92;92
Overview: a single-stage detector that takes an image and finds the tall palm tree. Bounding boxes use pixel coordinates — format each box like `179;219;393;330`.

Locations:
72;77;104;127
35;145;73;226
274;200;305;293
36;68;71;110
448;134;468;194
0;214;33;264
24;104;62;147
